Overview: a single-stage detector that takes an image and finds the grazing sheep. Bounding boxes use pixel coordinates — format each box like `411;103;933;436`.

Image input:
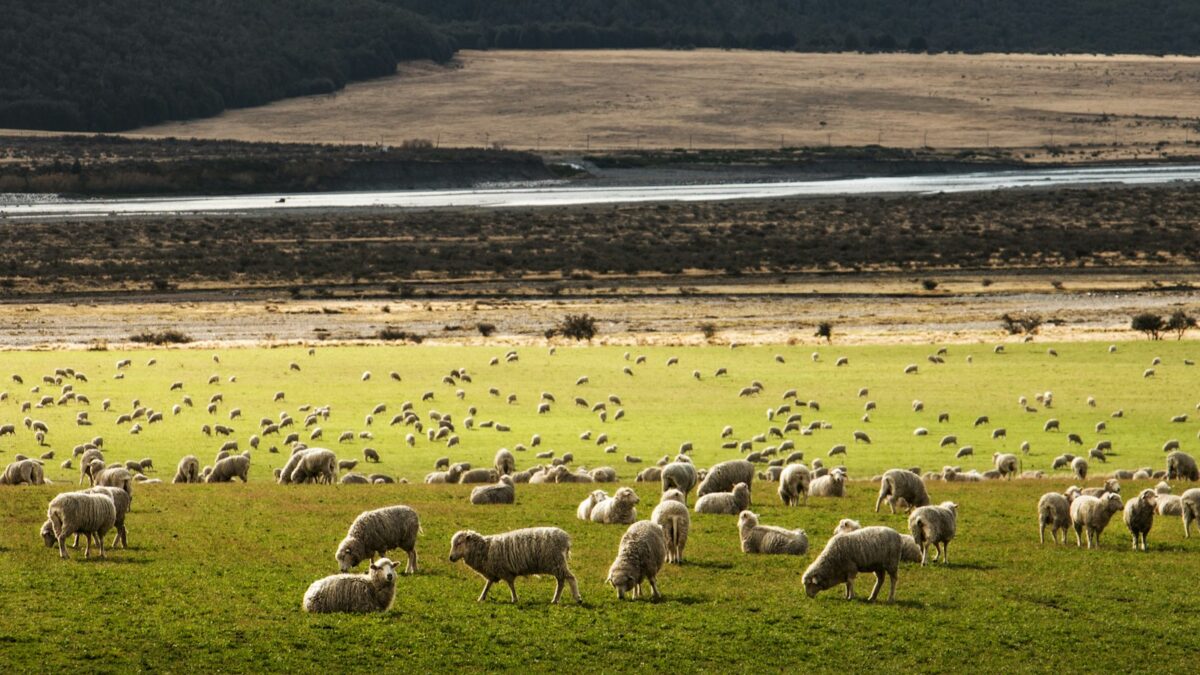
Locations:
576;490;609;521
45;491;116;560
83;485;131;549
694;482;750;515
738;510;808;555
172;455;201;484
808;471;847;498
778;463;811;506
875;469;930;514
303;558;397;613
651;490;690;564
448;527;581;603
993;453;1019;479
939;435;957;448
1044;419;1060;432
1037;492;1072;545
1182;488;1200;537
494;448;516;476
1072;457;1089;481
1070;493;1124;548
94;465;133;498
660;461;698;501
1166;451;1199;481
589;467;617;482
955;446;974;459
283;448;337;485
470;476;516;505
606;521;668;600
802;526;902;602
696;460;754;501
336;505;420;574
832;519;923;563
206;454;250;483
1081;479;1121;498
908;502;958;565
591;487;640;524
362;448;380;463
0;459;45;485
1123;489;1158;551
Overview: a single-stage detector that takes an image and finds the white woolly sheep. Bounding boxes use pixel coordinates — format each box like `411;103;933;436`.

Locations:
1182;488;1200;537
283;448;337;484
591;487;640;524
606;520;668;600
303;558;396;613
1123;489;1158;551
336;505;421;573
908;501;958;565
875;469;930;514
993;453;1019;479
448;527;581;603
808;471;847;498
802;526;902;602
651;490;690;564
738;510;808;555
660;461;698;501
206;454;250;483
694;482;750;515
696;459;754;502
470;476;516;505
459;468;499;484
576;490;609;521
1072;457;1089;481
494;449;516;476
0;459;45;485
1166;451;1199;481
778;463;811;506
45;491;116;560
832;519;922;563
1070;492;1124;548
1037;492;1072;545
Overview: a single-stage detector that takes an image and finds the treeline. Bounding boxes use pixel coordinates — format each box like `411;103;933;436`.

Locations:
0;0;454;132
389;0;1200;54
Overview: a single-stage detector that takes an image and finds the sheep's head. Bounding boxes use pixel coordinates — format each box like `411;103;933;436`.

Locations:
942;501;959;513
832;518;861;536
499;475;514;487
801;569;827;598
449;530;482;562
661;489;685;505
369;558;396;585
616;487;639;504
1102;492;1124;512
1064;486;1082;502
1138;489;1158;508
737;510;758;531
605;569;637;599
40;519;57;547
1105;479;1121;494
336;536;366;572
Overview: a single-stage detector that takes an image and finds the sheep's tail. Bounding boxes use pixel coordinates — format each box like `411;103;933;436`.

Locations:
671;515;685;554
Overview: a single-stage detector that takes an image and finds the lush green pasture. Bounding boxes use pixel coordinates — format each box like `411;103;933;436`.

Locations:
1;342;1199;672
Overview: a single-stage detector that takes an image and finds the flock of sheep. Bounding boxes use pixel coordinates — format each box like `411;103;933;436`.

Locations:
4;343;1200;609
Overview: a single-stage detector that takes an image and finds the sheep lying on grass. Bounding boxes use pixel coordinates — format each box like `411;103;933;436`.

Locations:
651;490;689;564
696;460;753;501
470;476;516;505
590;487;639;524
303;558;396;613
908;502;958;565
738;510;808;555
802;526;902;602
694;482;750;515
606;521;668;600
45;491;116;560
448;527;581;604
336;505;421;574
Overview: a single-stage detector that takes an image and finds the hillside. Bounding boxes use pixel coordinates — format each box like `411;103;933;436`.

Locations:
0;0;454;132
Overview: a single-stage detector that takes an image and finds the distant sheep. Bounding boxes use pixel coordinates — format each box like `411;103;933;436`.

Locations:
660;461;698;501
808;471;847;498
696;460;754;501
778;463;811;506
993;453;1019;479
494;448;516;476
448;527;581;603
206;454;250;483
303;559;396;613
1166;451;1199;481
282;448;337;485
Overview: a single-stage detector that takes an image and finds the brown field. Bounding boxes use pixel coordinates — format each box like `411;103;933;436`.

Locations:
137;50;1200;160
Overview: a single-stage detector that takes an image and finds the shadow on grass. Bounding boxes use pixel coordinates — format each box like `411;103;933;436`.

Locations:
680;559;735;570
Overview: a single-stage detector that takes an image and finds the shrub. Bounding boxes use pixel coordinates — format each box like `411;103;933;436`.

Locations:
814;321;833;342
921;279;939;291
376;327;424;343
558;314;597;341
129;330;192;345
1000;313;1043;335
1166;310;1196;340
698;323;717;340
477;322;497;337
1131;313;1165;340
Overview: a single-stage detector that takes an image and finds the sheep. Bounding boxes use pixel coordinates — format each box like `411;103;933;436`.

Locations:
1072;457;1089;481
908;502;958;565
1044;419;1060;432
778;463;811;506
831;519;923;563
1038;492;1072;545
591;487;640;524
167;455;199;484
577;490;609;521
660;461;698;502
94;465;133;497
82;485;131;549
802;526;902;602
939;435;957;448
636;466;663;482
1070;493;1124;548
1183;488;1200;537
738;510;808;555
1166;451;1199;481
1081;479;1121;498
853;430;871;444
45;491;116;560
1123;489;1158;551
651;490;690;564
694;482;750;515
206;454;250;483
282;448;337;485
808;471;846;498
449;527;581;603
471;476;516;505
828;444;847;457
873;469;930;515
329;505;422;577
0;459;45;485
493;448;516;477
696;459;754;502
993;453;1019;479
606;521;668;600
338;459;359;472
303;558;397;613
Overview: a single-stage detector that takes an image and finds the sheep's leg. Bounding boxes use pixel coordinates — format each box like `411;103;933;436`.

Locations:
887;570;897;602
57;534;69;560
844;575;856;600
71;532;80;549
552;576;564;604
647;576;661;601
1039;522;1046;545
919;544;928;566
406;549;418;574
940;542;949;564
477;580;494;602
1074;526;1083;548
96;533;106;559
505;579;518;603
632;582;641;599
873;489;886;513
83;532;92;558
866;571;886;602
565;574;581;603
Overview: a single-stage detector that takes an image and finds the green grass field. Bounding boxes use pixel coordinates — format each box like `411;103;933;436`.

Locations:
2;341;1199;672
